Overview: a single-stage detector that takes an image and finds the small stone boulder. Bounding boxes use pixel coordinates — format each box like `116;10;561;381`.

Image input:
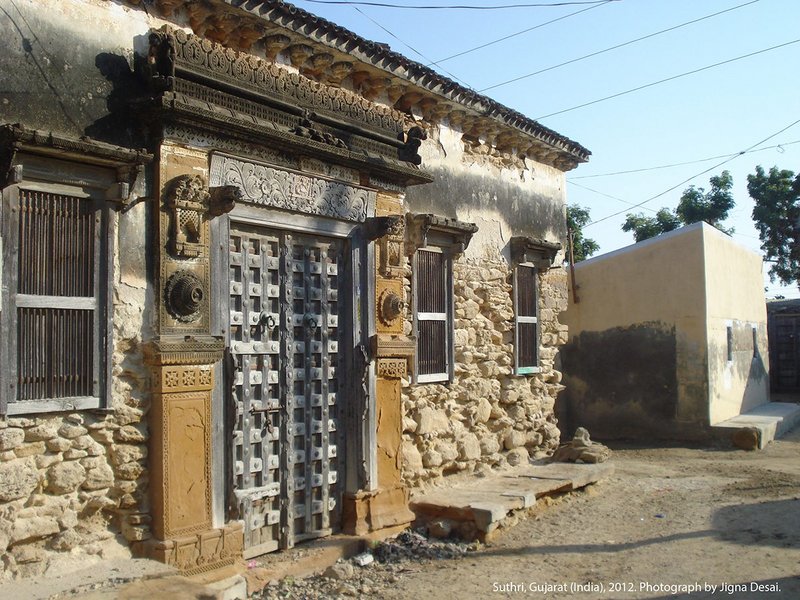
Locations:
550;427;611;464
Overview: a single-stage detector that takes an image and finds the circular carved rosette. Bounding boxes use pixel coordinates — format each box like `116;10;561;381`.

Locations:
165;270;205;323
378;288;405;327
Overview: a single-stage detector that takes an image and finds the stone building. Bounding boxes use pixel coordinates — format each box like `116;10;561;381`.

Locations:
0;0;588;579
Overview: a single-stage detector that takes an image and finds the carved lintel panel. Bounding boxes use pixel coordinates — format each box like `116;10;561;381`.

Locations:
159;365;214;393
209;154;374;222
377;358;407;379
406;213;478;256
144;336;225;366
509;236;562;269
372;333;415;359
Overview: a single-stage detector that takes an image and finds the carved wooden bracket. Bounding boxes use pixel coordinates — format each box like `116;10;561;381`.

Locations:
405;213;479;256
165;174;239;258
509;236;562;269
364;215;405;278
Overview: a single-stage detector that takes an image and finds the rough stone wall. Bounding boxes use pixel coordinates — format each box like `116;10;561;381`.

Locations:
400;255;569;487
0;215;151;581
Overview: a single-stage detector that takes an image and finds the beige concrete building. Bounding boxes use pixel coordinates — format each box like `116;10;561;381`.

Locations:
559;222;769;441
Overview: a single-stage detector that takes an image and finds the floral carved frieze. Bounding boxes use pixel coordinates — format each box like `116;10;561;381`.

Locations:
151;27;404;138
210;155;373;222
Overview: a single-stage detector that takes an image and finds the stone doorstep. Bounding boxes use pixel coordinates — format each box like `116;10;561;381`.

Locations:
410;462;615;540
229;522;409;596
711;402;800;449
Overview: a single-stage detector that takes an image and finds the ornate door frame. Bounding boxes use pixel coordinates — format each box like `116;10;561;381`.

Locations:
208;153;378;544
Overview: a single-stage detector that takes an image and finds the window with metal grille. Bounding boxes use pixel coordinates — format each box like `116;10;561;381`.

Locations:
414;247;452;383
514;264;540;374
2;183;109;415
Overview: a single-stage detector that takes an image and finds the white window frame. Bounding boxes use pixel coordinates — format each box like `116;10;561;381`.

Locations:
413;246;453;384
514;263;541;375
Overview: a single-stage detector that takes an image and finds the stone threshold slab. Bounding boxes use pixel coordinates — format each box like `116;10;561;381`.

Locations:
711;402;800;449
410;461;614;541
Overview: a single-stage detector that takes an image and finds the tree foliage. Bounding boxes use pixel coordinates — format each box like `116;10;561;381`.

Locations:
621;171;735;242
676;170;735;234
621;208;681;242
566;204;599;262
747;165;800;288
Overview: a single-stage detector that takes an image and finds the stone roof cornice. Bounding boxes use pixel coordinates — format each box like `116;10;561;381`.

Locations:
127;0;590;170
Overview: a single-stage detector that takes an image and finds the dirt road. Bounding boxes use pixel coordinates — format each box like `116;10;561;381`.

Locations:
263;428;800;600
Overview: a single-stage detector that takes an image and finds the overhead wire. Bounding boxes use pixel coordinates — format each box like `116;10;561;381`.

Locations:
535;38;800;120
350;6;474;86
568;181;660;214
478;0;761;91
428;0;613;65
583;118;800;229
570;140;800;179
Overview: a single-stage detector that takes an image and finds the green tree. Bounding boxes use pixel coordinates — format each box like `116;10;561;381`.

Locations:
622;171;735;242
566;204;599;262
747;165;800;288
621;208;681;242
676;170;735;234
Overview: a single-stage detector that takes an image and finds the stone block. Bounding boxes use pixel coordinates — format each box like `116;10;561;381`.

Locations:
480;435;501;455
422;449;443;468
57;423;87;440
15;441;46;458
474;398;492;424
0;457;39;501
401;441;423;473
83;464;115;490
0;427;25;450
47;461;87;495
503;430;527;450
506;447;530;467
415;407;450;436
10;517;60;545
24;423;59;442
457;433;481;461
45;438;71;453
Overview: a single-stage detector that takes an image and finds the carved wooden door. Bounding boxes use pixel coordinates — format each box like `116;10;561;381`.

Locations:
228;224;342;556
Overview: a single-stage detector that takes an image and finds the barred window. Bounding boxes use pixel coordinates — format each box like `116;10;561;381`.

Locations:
2;176;111;415
414;247;452;383
514;264;540;374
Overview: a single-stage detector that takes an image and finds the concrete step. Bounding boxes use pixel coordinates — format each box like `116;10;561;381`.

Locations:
410;461;614;542
712;402;800;449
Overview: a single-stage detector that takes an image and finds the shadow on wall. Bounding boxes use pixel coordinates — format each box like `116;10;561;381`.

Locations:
741;338;769;415
85;52;145;148
557;322;682;441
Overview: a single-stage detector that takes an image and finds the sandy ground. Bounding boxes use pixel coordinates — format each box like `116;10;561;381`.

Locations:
261;428;800;600
4;429;799;599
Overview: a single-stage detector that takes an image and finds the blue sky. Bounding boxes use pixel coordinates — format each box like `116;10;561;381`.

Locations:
291;0;800;298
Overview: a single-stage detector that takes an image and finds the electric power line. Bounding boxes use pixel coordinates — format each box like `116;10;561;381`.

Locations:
583;118;800;229
535;38;800;120
570;140;800;179
478;0;761;91
303;0;619;9
568;181;660;213
429;0;613;65
350;6;475;87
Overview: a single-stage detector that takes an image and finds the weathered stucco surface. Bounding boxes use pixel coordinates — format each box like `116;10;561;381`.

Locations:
400;121;569;486
560;222;769;441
